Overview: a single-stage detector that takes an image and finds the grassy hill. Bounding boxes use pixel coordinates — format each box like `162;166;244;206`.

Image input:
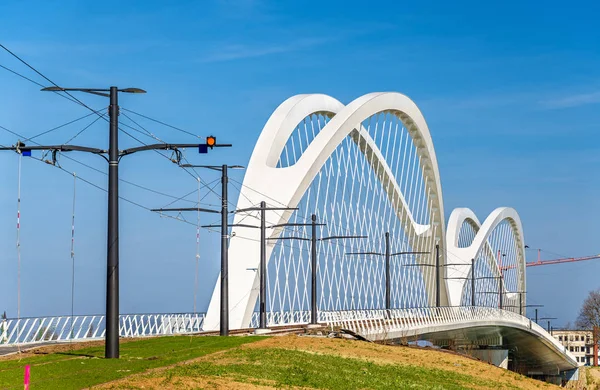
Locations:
0;334;561;389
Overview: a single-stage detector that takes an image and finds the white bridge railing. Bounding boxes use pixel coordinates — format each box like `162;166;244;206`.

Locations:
322;306;570;357
0;313;205;346
0;307;572;365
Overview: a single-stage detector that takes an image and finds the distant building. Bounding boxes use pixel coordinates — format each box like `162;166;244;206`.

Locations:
552;329;599;366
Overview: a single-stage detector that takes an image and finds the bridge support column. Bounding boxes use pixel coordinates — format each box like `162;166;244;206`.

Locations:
466;348;508;369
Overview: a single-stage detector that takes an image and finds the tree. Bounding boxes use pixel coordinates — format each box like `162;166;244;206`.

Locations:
576;289;600;329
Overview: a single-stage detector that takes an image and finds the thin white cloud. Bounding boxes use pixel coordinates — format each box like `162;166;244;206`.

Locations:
196;37;335;63
540;91;600;109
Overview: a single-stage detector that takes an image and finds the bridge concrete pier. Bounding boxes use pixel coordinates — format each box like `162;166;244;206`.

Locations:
466;348;508;369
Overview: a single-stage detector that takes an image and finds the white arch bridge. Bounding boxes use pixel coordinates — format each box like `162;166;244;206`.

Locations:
0;92;576;377
200;91;576;376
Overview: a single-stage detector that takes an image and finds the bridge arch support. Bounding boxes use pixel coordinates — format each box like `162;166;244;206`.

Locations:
445;207;527;312
205;92;447;330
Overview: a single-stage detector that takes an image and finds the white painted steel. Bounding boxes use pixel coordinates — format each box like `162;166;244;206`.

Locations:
445;207;526;310
0;313;205;346
205;92;446;330
322;307;577;368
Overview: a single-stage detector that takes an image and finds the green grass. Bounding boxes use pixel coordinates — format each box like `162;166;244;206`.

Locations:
159;347;518;390
0;336;264;390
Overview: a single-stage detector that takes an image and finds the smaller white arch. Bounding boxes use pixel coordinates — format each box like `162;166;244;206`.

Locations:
445;207;526;310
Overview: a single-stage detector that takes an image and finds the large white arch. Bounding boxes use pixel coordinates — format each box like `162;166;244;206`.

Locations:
445;207;527;310
204;92;447;330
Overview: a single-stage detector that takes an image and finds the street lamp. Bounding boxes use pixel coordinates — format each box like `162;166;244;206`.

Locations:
43;86;144;359
1;86;228;358
173;164;244;336
181;164;243;337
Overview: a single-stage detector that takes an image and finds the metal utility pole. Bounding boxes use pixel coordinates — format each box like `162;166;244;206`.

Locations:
156;164;242;336
502;292;534;316
270;214;365;325
220;165;229;336
234;203;297;331
311;215;317;325
259;201;266;330
540;317;557;334
385;232;391;311
106;86;120;359
1;86;232;358
347;232;429;313
519;292;524;316
471;259;476;307
498;277;503;310
435;244;440;307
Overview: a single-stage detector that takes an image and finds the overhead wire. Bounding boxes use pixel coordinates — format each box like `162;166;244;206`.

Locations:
63;112;106;145
121;107;205;140
0;124;201;205
27;109;105;143
2;44;210;207
0;44;99;113
0;63;83;106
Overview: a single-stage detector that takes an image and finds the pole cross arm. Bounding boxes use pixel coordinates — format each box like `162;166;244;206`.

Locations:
150;207;220;214
391;251;430;256
120;143;213;156
444;277;470;280
319;235;368;241
201;223;258;229
267;236;310;241
0;144;107;154
269;222;324;228
235;206;297;213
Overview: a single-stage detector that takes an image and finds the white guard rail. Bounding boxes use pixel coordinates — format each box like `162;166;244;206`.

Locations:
322;306;570;356
0;313;205;346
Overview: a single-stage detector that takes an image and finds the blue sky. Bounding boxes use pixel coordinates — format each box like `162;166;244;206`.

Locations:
0;0;598;327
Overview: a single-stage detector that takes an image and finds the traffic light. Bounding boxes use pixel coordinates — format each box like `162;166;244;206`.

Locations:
206;135;216;149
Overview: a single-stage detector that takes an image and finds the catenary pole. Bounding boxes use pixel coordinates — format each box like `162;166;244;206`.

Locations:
259;201;267;329
310;214;318;325
471;258;476;307
106;86;120;358
220;165;229;336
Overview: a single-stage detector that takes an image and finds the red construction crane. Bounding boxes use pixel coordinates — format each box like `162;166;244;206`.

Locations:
500;249;600;270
